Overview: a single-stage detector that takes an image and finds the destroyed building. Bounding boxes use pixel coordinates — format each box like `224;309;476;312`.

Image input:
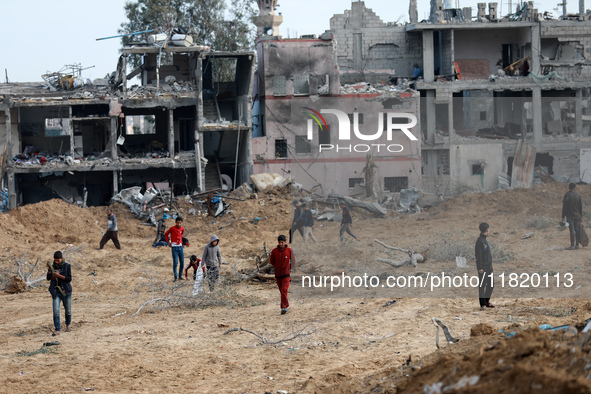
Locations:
0;39;255;209
253;0;422;196
330;0;591;195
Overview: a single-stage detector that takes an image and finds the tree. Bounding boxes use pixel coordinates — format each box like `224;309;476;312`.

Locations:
119;0;257;68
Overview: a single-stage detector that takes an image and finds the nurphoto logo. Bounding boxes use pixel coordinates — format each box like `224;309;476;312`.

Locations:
303;108;418;153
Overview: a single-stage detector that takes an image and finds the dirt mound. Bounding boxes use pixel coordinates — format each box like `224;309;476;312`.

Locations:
5;275;26;294
395;328;591;393
470;323;495;336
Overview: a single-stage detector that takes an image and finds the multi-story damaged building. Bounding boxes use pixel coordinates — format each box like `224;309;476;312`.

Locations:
330;0;591;195
0;41;255;209
253;1;422;196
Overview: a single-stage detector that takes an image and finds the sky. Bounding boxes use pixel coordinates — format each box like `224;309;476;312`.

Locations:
0;0;571;83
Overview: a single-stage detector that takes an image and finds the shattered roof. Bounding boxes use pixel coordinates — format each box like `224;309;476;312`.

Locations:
0;82;53;96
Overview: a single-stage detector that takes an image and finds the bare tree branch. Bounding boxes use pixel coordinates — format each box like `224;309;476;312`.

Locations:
222;326;315;345
374;239;424;268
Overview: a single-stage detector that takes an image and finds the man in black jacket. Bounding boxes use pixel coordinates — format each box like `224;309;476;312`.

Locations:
289;200;304;243
475;222;494;311
340;203;359;242
47;251;73;336
301;203;317;243
562;183;583;250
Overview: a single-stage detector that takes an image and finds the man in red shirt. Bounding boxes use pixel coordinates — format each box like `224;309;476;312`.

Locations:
270;234;296;315
165;217;185;281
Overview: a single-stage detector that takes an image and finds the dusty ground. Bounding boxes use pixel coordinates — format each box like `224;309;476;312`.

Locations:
1;182;591;393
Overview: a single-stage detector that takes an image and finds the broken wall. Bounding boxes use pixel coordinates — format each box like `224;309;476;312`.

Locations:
121;108;169;154
0;108;20;157
540;21;591;81
144;53;195;86
552;149;581;180
18;106;72;155
463;90;494;130
253;92;421;196
449;143;503;193
330;2;422;80
454;27;531;76
259;39;340;97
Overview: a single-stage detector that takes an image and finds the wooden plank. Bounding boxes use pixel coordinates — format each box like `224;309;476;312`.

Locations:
511;139;536;188
453;59;489;79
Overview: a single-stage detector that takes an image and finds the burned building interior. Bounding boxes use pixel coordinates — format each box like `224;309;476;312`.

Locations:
328;0;591;196
1;42;254;209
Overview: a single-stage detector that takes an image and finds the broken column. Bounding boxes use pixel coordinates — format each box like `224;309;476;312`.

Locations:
477;3;487;20
581;0;585;16
4;107;16;210
431;0;444;23
489;3;498;21
526;1;535;21
576;89;583;136
409;0;418;24
423;30;435;82
168;109;174;158
463;7;472;21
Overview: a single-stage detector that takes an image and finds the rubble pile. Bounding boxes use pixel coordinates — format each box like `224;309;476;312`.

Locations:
340;81;415;94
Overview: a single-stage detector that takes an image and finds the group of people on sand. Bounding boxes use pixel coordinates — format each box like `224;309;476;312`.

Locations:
289;200;359;244
46;184;584;335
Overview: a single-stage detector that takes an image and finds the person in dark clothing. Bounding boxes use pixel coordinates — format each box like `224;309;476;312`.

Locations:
270;234;296;315
339;203;359;242
99;209;121;249
475;222;494;311
47;251;73;336
562;183;583;250
301;203;317;243
152;213;170;247
289;200;304;243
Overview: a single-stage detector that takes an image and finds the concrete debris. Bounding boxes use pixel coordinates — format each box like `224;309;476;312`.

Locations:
424;375;480;394
230;183;254;199
340;81;413;94
316;212;342;222
455;256;468;268
399;188;421;213
250;173;291;192
328;194;387;217
111;187;144;215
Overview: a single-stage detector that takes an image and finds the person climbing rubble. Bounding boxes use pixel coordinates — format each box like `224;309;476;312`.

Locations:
98;208;121;250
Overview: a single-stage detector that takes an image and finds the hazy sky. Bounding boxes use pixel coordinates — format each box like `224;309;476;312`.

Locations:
0;0;572;83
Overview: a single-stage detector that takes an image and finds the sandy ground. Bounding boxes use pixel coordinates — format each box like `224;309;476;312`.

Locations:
1;182;591;393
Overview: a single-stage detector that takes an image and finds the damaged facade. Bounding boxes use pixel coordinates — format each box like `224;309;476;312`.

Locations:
330;1;591;195
253;3;422;196
0;42;254;209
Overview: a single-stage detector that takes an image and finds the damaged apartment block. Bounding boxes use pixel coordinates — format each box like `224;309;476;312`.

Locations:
253;1;422;197
329;1;591;196
0;37;254;209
